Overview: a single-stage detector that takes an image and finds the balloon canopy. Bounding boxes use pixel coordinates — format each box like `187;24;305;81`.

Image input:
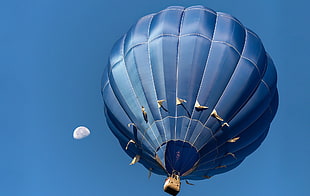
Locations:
101;5;278;180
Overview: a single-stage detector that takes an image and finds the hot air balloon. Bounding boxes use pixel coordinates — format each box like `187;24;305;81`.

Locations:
101;5;278;195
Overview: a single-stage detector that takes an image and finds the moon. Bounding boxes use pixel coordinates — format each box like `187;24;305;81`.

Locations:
73;126;90;139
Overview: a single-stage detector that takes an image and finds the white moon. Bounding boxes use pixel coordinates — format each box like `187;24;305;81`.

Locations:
73;126;90;139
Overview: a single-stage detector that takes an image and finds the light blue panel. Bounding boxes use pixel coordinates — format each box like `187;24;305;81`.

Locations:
149;36;179;140
192;126;216;150
104;108;132;149
103;79;157;157
109;62;159;150
148;6;183;141
123;14;152;55
149;38;166;102
187;121;213;148
149;6;184;40
173;6;216;141
126;45;165;144
150;36;179;139
108;63;137;125
162;117;172;141
105;107;164;170
104;91;155;157
178;117;191;140
176;35;212;138
110;61;145;126
103;84;133;139
181;6;216;38
109;37;124;67
155;143;166;167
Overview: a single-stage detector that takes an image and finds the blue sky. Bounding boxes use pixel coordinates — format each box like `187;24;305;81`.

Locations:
1;0;309;195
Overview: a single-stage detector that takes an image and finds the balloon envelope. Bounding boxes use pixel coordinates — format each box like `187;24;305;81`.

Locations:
102;5;278;180
73;126;90;139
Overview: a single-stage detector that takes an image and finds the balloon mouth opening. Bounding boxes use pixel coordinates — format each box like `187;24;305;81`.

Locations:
156;140;199;176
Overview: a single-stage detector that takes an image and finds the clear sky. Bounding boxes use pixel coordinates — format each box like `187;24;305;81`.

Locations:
1;0;309;195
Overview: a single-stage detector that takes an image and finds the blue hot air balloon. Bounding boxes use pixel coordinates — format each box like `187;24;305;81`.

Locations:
101;5;278;195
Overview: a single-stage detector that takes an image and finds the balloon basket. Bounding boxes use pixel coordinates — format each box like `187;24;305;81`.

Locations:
163;174;181;196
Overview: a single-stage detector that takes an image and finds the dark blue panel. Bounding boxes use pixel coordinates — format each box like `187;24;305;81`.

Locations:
206;57;261;130
213;13;245;54
199;159;244;179
162;140;199;175
194;42;241;125
225;82;272;137
185;161;243;180
263;55;278;93
194;130;268;178
242;30;267;77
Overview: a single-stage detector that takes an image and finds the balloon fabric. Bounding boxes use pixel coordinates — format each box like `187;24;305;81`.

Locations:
101;5;278;180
